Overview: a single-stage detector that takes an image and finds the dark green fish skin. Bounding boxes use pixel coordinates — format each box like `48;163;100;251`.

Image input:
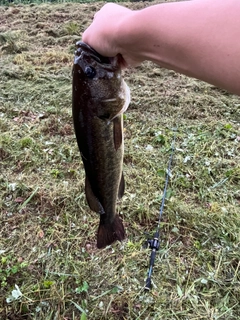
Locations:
72;41;130;248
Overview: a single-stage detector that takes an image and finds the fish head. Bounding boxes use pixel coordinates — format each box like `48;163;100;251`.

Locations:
73;41;130;120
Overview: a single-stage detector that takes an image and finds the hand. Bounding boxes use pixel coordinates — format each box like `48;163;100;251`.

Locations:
82;3;139;67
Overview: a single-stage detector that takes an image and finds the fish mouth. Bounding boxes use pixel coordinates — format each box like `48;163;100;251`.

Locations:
75;41;112;65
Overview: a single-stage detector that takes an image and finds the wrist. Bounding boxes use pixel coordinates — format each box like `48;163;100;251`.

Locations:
115;9;148;66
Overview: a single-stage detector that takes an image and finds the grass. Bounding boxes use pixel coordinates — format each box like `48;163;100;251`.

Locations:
0;1;240;319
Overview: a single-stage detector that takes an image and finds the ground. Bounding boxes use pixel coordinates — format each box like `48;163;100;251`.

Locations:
0;1;239;319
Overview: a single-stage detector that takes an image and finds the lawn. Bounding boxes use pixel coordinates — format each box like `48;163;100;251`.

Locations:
0;1;239;319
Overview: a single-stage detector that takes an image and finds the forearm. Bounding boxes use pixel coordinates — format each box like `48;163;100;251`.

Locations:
117;0;240;94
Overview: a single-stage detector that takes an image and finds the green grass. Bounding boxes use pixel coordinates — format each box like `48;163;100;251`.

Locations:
0;1;239;319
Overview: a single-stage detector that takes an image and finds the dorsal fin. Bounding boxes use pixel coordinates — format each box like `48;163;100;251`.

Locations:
85;176;104;214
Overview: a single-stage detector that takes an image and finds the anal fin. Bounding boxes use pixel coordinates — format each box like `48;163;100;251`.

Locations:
118;173;125;199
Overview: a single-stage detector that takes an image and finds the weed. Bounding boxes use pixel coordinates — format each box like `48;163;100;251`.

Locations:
63;21;80;35
0;254;28;288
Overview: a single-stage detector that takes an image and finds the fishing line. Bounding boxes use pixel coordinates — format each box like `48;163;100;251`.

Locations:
144;127;177;291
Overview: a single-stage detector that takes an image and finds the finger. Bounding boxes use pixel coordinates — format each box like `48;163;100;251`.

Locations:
93;11;99;20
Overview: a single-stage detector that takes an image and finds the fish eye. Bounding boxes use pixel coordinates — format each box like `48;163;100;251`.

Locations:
84;66;96;79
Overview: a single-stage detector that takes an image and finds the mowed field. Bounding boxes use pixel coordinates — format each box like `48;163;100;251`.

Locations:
0;1;239;319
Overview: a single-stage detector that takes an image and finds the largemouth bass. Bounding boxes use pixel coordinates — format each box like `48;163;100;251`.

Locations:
72;41;130;248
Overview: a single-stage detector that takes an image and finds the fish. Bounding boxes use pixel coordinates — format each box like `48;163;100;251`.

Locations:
72;41;130;248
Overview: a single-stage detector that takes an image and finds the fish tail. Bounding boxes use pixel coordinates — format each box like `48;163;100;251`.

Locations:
97;214;125;249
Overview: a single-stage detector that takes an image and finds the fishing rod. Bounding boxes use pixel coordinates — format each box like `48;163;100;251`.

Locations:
144;128;177;291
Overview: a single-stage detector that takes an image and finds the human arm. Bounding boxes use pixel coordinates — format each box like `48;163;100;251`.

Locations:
82;0;240;95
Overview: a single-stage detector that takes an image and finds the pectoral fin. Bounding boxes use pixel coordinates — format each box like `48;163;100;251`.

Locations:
113;116;122;151
85;176;105;214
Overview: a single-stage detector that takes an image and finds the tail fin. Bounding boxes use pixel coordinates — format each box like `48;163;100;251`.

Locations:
97;214;125;249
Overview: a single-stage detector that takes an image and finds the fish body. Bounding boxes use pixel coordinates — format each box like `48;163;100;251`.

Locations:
72;41;130;248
